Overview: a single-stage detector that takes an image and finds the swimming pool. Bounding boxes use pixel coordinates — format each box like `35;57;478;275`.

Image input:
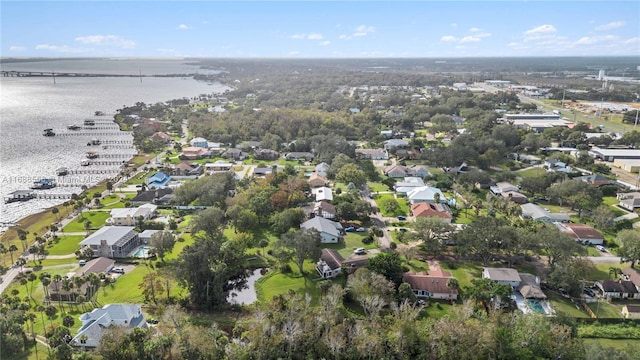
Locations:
133;246;151;258
528;299;545;314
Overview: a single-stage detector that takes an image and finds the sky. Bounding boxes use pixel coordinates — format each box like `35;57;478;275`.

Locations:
1;1;639;58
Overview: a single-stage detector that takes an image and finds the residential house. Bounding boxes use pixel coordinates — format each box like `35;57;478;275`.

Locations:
138;229;161;244
555;223;605;245
130;188;173;206
622;305;640;319
620;268;640;299
79;226;141;258
70;304;147;348
252;166;273;177
595;279;638;299
146;172;171;189
223;148;248;161
205;160;234;174
395;148;421;160
181;147;210;160
308;173;329;188
410;202;453;222
402;270;459;300
384;164;409;178
502;191;528;204
410;165;430;178
300;217;343;243
406;186;447;204
575;174;616;187
490;182;520;195
75;257;115;277
544;159;573;173
520;203;570;223
254;149;280;160
384;139;410;151
150;132;172;144
109;204;157;226
285;152;314;161
617;192;640;211
49;279;91;302
312;186;333;202
355;148;389;160
394;177;426;195
482;268;521;289
316;248;369;279
315;162;331;178
189;137;209;148
170;161;202;176
314;201;336;220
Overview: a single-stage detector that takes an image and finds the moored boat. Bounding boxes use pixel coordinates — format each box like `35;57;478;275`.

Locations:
43;128;55;136
31;178;56;190
56;167;69;176
67;124;82;130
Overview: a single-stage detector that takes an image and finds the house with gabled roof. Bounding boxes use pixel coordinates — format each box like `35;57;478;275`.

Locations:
555;223;604;245
285;152;314;161
482;268;521;289
189;137;209;148
407;186;447;204
109;203;157;226
520;203;570;223
384;164;409;178
79;226;140;258
170;161;202;176
315;162;331;178
254;149;280;160
130;188;173;206
575;174;616;187
621;268;640;299
411;202;453;222
316;248;368;278
75;257;115;277
312;187;333;202
394;177;426;195
594;279;638;299
181;147;209;160
314;201;336;220
355;148;389;160
622;305;640;319
308;173;329;188
384;139;410;150
151;131;172;143
402;270;458;300
618;192;640;211
146;172;171;189
70;304;147;348
300;217;342;243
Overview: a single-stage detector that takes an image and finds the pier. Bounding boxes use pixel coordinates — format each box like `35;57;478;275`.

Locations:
33;193;73;200
66;169;121;175
1;70;193;78
54;132;133;138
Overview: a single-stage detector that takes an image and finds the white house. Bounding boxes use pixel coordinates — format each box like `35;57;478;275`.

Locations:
70;304;147;348
406;186;447;204
555;223;605;245
482;268;521;289
300;217;342;243
312;186;334;202
138;229;161;244
315;162;331;178
109;204;157;226
520;203;570;223
79;226;141;258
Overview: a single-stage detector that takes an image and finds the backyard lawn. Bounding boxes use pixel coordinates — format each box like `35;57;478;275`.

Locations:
255;261;327;305
374;193;409;217
518;167;547;179
322;232;378;258
62;211;110;232
547;292;590;318
46;235;84;255
367;181;390;192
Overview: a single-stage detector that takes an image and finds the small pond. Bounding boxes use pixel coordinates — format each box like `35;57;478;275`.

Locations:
227;268;266;305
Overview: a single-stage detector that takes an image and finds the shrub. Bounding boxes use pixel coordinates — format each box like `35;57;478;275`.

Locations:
279;264;292;273
390;241;397;250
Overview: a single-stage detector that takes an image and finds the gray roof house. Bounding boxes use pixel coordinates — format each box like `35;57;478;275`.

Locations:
520;203;570;223
406;186;447;204
70;304;147;348
300;217;343;243
384;139;410;150
483;267;522;289
79;226;141;258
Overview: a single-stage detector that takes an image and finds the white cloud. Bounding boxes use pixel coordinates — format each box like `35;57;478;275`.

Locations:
156;48;176;53
574;35;619;46
287;51;300;56
35;44;88;53
450;23;458;28
340;25;375;40
9;46;25;52
460;36;481;43
469;27;482;33
176;24;191;30
624;37;640;44
524;24;557;35
595;21;626;31
74;35;136;48
319;41;331;46
290;33;324;40
440;35;458;42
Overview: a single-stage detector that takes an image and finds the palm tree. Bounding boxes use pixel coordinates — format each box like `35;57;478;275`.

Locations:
0;243;6;266
8;244;18;264
15;257;26;274
53;274;63;309
51;207;60;222
84;220;92;235
40;273;52;304
609;267;623;279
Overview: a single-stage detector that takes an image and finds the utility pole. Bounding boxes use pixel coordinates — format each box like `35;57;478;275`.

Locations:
635;108;639;128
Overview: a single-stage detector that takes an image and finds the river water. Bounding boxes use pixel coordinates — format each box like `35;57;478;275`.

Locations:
0;59;227;227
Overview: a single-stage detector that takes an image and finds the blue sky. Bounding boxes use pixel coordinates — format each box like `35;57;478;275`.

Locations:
1;1;639;58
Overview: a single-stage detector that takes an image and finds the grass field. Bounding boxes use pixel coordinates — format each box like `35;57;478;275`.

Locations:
374;193;409;217
547;292;590;318
518;167;547;179
322;232;378;258
367;181;390;192
255;260;329;305
46;235;84;255
582;338;640;350
62;211;110;232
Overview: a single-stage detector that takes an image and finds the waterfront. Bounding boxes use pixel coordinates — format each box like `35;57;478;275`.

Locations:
0;59;227;227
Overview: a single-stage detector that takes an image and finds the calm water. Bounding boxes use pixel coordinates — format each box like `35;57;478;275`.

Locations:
0;59;227;227
227;268;265;305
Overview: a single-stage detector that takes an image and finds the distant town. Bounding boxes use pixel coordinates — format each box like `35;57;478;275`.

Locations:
2;57;640;359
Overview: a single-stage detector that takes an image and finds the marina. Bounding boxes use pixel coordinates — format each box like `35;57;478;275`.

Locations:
31;178;56;190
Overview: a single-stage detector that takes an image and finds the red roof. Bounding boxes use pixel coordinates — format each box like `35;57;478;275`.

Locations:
402;271;458;295
410;202;452;219
561;223;604;240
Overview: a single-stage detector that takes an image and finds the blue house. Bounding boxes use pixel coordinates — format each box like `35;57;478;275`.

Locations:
147;172;171;189
189;137;209;149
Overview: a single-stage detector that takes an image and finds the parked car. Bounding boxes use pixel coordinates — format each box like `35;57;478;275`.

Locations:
345;226;356;232
583;287;596;297
397;216;407;221
596;245;606;252
78;260;87;266
355;227;366;232
354;248;366;255
111;267;125;274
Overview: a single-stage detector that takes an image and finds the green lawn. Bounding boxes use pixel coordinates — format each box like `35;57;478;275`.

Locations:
582;338;640;350
255;261;326;305
518;167;547;179
421;299;459;318
374;193;409;217
322;232;378;258
97;264;147;304
586;246;602;257
46;235;84;255
62;211;110;232
367;181;390;192
38;257;78;267
440;261;483;290
547;292;590;318
586;301;622;319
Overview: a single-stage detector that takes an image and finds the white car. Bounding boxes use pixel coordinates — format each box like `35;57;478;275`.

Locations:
111;267;125;274
354;248;366;255
596;245;606;252
355;227;366;232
